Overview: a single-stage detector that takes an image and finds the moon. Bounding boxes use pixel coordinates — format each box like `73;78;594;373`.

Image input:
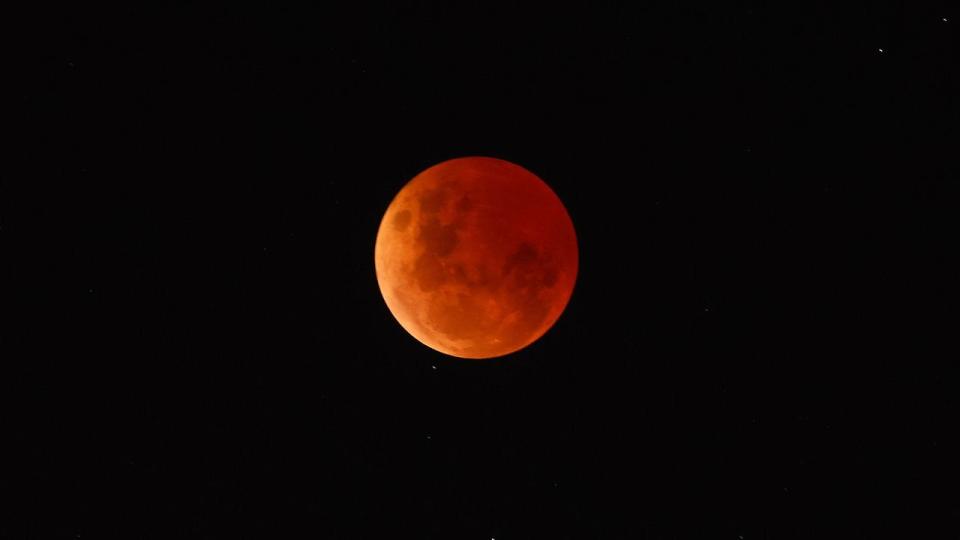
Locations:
374;156;578;359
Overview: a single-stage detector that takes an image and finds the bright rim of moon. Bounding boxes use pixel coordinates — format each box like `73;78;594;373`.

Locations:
374;156;578;359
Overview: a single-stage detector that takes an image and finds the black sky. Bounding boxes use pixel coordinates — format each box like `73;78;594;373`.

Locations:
8;2;959;538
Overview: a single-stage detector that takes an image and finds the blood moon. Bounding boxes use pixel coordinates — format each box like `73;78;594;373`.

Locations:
374;157;578;359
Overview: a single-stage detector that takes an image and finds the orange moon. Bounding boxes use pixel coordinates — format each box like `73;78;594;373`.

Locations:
374;156;578;359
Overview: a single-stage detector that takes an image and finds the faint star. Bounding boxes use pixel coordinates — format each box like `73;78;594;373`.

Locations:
878;48;885;53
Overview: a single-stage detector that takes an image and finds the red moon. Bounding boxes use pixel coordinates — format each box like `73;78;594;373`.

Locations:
374;157;578;359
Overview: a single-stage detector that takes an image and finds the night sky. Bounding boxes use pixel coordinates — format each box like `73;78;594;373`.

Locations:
10;2;958;538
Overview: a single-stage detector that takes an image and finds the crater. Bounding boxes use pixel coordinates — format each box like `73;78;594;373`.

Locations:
418;185;448;215
502;242;560;291
418;218;459;257
456;194;474;213
392;209;412;231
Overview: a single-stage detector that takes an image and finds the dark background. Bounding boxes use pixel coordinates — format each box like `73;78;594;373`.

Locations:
8;2;958;538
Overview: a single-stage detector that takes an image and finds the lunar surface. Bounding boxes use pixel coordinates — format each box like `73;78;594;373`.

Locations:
374;156;578;359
